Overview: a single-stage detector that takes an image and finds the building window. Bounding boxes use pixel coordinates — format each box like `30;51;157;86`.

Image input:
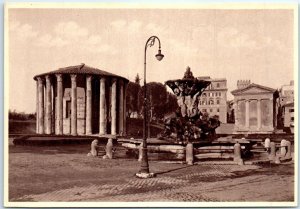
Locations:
217;108;219;112
217;99;220;105
291;117;294;122
217;83;220;88
203;109;207;112
289;109;294;112
210;109;213;112
209;100;214;105
203;93;206;97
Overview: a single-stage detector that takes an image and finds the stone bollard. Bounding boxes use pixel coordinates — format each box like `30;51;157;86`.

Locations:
269;142;276;161
285;141;292;159
280;139;287;157
103;138;113;159
87;139;99;157
138;143;143;162
264;138;271;152
275;155;281;164
234;142;243;165
186;143;194;165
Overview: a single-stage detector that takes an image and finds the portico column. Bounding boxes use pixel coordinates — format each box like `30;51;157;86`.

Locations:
37;77;44;134
245;99;250;129
36;81;39;133
71;74;77;136
111;78;117;135
269;98;274;129
56;74;63;135
99;77;107;135
86;75;92;135
123;82;127;135
45;75;52;134
257;99;261;130
118;80;124;135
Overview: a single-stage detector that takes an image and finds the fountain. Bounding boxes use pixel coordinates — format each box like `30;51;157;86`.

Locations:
158;67;220;144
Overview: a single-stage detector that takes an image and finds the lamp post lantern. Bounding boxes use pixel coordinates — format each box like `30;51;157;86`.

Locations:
136;36;164;178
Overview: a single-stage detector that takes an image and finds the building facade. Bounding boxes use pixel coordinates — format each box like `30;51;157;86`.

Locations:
231;81;279;133
197;77;227;123
34;64;128;136
277;80;294;129
282;102;294;133
279;80;294;106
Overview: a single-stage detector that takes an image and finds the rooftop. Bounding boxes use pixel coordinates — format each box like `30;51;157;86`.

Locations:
33;63;128;82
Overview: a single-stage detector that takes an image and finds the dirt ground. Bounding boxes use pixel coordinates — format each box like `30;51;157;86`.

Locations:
8;143;295;203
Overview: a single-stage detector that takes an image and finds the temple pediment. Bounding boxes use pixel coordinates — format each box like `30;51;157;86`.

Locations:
231;83;277;96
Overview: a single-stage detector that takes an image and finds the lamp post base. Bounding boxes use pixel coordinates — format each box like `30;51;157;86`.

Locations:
135;172;155;178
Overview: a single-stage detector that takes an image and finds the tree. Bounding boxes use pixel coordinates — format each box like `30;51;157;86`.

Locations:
134;73;141;85
138;82;178;119
126;81;141;117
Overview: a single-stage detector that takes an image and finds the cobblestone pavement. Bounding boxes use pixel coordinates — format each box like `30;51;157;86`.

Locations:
12;163;294;202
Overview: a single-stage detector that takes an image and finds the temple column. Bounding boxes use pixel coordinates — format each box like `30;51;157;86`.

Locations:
269;98;274;129
123;82;127;135
99;77;107;135
257;99;261;130
111;78;117;135
36;81;39;133
71;74;77;136
56;74;63;135
245;99;250;129
45;75;52;134
37;77;44;134
118;80;124;135
86;75;92;135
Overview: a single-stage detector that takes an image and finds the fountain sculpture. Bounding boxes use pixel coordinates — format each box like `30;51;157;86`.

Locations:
159;67;220;144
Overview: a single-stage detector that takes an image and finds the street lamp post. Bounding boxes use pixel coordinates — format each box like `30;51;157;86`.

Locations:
136;36;164;178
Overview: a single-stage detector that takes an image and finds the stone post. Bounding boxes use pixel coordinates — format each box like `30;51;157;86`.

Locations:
245;100;250;129
103;138;113;159
87;139;98;157
36;81;39;133
234;142;243;165
37;77;44;134
86;75;92;135
45;75;52;134
111;78;117;135
280;139;287;157
71;74;77;136
99;77;107;135
269;142;276;161
257;99;261;130
56;74;63;135
118;80;124;135
285;141;292;159
186;143;194;165
264;138;270;152
138;142;143;162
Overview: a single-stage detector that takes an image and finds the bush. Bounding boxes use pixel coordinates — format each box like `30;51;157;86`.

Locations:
9;110;36;121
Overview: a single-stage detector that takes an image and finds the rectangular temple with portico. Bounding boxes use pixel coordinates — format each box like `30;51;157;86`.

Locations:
231;80;279;134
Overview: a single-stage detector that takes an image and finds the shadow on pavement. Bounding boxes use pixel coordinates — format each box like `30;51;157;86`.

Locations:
155;165;193;175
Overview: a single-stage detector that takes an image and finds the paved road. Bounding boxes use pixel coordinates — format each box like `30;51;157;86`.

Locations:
12;162;294;202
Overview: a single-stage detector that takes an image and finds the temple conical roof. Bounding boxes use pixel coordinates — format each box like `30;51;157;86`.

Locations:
33;63;128;81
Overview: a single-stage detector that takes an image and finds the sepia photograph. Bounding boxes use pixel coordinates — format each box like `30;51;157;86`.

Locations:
4;2;298;207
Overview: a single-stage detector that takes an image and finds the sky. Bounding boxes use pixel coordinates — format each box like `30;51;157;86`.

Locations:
8;6;295;113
